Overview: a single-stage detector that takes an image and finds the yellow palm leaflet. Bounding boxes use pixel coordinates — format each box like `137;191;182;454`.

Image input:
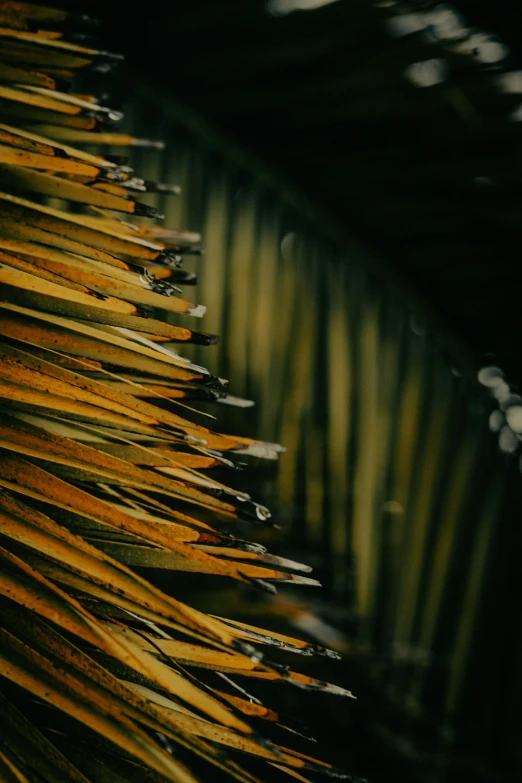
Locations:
0;165;161;215
0;237;131;275
17;255;198;314
90;382;221;401
55;502;242;550
0;599;330;783
0;7;352;783
26;126;169;148
212;617;343;659
2;432;328;664
0;148;102;174
90;443;234;468
112;681;346;780
9;30;62;40
0;101;100;128
109;625;344;691
117;223;202;244
89;181;138;197
0;605;269;783
0;492;260;642
0;40;92;69
0;304;208;374
1;410;242;511
0;125;57;154
0;256;143;315
0;245;202;315
83;618;352;704
1;192;156;248
0;62;57;87
0;192;177;262
0;42;92;71
0;749;32;783
31;67;75;78
17;460;246;522
0;511;244;654
0;84;83;113
0;296;215;344
88;544;319;585
0;123;119;168
95;602;351;698
0;28;118;59
0;540;337;782
0;354;231;462
109;682;318;774
0;311;277;457
0;350;225;452
17;85;117;113
210;691;278;722
0;248;101;291
12;348;103;369
70;93;101;102
0;218;133;264
0;351;165;425
0;629;202;783
0;439;277;578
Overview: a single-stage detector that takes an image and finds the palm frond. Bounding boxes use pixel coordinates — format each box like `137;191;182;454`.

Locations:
0;5;356;783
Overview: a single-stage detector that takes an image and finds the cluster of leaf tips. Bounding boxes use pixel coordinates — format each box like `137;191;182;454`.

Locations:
0;3;360;783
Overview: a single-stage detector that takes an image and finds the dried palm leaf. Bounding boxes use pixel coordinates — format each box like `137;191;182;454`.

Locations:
0;5;361;783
